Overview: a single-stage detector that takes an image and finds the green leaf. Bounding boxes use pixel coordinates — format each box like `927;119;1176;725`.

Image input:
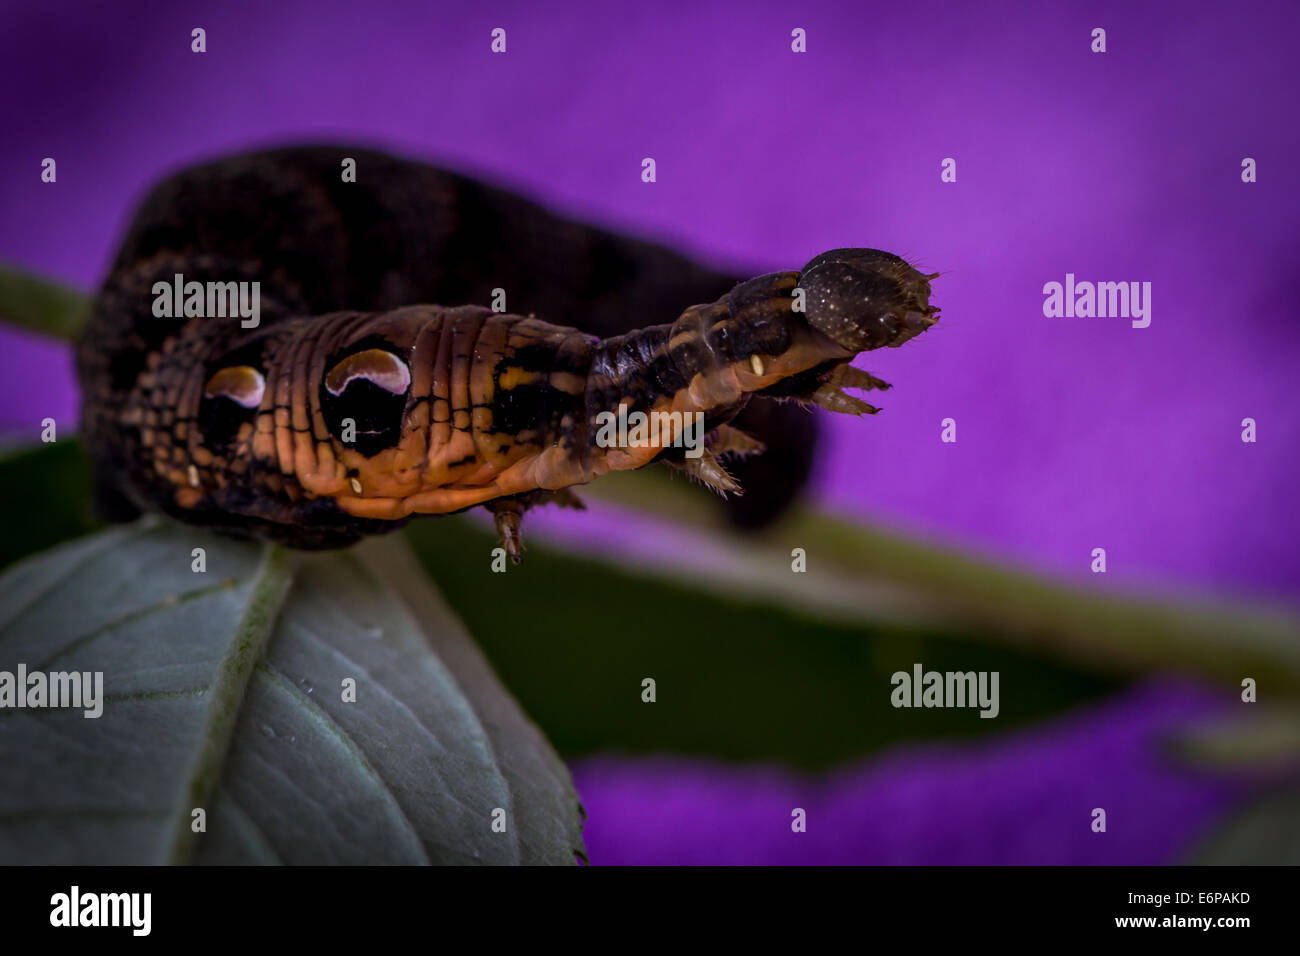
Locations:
0;520;585;864
0;262;92;341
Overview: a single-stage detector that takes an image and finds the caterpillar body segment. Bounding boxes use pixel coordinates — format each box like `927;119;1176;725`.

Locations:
110;247;937;553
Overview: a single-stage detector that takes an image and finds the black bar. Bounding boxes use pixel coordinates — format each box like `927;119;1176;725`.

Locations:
0;865;1282;941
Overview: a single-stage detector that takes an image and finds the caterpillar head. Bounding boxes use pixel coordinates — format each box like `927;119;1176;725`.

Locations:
798;248;939;351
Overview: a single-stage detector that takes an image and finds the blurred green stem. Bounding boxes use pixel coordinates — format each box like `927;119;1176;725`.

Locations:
586;469;1300;695
0;262;92;341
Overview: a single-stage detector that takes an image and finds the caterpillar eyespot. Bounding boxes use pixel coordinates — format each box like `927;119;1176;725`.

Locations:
203;366;265;408
324;348;411;397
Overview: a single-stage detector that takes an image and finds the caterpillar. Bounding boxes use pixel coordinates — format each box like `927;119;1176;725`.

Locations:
76;147;939;558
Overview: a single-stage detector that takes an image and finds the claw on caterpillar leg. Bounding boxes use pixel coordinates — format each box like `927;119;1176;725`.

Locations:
830;365;891;393
810;382;880;416
487;499;526;564
664;449;743;496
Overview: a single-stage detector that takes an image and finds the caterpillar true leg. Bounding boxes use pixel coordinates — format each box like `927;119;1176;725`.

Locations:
485;487;586;561
831;365;892;393
797;365;896;416
663;451;743;497
708;424;766;459
808;384;881;417
488;498;527;564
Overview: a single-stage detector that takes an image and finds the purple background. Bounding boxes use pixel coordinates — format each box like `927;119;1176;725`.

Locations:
577;680;1247;865
1;0;1294;863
